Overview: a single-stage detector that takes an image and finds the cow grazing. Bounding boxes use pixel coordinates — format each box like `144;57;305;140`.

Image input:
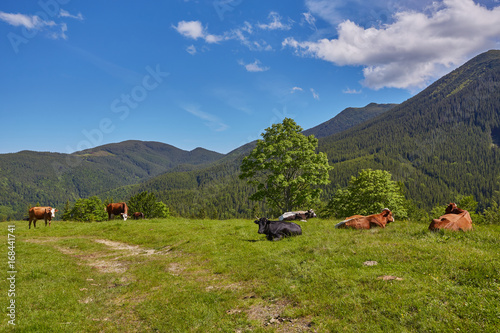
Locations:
132;212;145;220
429;203;472;231
254;217;302;241
28;206;58;229
279;209;317;221
335;208;394;230
106;202;129;221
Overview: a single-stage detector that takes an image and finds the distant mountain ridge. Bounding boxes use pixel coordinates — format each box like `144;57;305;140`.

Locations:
0;141;223;219
303;103;397;138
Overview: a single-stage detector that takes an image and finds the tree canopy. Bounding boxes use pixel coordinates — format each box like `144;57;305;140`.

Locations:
326;169;407;219
239;118;332;213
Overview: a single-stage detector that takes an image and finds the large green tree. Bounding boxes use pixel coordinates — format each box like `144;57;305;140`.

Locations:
240;118;332;213
326;169;407;219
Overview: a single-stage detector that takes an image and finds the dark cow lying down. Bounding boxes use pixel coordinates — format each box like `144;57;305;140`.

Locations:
254;217;302;241
279;209;317;221
429;203;472;232
335;208;394;229
29;206;58;229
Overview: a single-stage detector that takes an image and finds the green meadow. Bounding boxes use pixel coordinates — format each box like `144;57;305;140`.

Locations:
1;218;499;332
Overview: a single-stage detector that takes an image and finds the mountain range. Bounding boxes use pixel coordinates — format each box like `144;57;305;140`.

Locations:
2;50;500;220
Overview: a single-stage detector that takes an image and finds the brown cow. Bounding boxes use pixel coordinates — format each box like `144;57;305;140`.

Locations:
445;202;465;214
29;206;58;229
132;212;144;220
106;202;129;221
335;208;394;229
429;203;472;231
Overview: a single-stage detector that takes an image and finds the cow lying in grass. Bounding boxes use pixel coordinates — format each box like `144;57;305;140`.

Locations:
335;208;394;230
279;209;317;221
429;203;472;231
254;217;302;241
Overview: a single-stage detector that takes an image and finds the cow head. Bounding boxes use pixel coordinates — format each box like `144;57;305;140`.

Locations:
307;209;317;218
381;208;394;223
445;202;458;214
46;208;58;218
121;213;128;221
254;217;269;234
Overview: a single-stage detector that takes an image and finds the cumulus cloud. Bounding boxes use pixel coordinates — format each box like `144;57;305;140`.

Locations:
257;11;293;30
173;20;223;43
239;59;270;72
285;0;500;90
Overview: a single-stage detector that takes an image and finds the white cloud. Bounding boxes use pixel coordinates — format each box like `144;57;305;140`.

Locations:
343;88;362;94
290;86;304;93
257;11;293;30
186;45;197;55
239;59;270;72
0;11;75;40
182;105;228;132
0;12;55;29
310;88;320;100
302;12;317;30
59;9;83;21
173;20;222;43
285;0;500;90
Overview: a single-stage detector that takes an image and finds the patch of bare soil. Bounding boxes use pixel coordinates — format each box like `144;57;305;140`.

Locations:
244;299;316;332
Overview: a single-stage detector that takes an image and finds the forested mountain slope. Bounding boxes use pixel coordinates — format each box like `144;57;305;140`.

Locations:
303;103;397;138
319;50;500;209
0;141;223;219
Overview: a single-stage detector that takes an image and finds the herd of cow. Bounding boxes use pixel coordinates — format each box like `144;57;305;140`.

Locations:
27;202;143;229
27;202;473;241
254;203;473;241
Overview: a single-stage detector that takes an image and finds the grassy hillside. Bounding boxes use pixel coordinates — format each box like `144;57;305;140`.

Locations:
3;218;499;332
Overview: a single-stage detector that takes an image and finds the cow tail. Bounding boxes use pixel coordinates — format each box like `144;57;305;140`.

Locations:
335;220;347;229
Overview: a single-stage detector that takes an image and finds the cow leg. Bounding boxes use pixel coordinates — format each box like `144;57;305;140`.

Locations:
29;219;32;229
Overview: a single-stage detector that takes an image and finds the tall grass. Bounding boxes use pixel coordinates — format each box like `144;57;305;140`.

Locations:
1;218;499;332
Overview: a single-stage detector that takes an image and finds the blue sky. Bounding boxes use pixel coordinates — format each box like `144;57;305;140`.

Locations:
1;0;500;154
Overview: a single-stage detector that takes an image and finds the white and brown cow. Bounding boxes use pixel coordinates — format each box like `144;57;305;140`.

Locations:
279;209;317;222
28;206;58;229
106;202;129;221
